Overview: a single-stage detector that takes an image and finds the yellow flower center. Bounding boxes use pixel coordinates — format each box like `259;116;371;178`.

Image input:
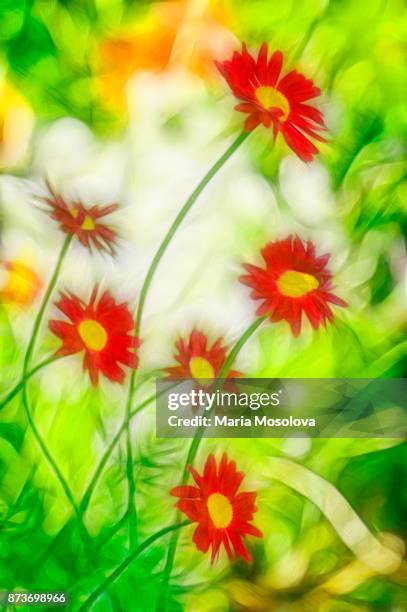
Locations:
277;270;319;298
80;215;96;231
255;86;290;120
189;356;215;381
78;319;108;351
69;207;79;218
207;493;233;529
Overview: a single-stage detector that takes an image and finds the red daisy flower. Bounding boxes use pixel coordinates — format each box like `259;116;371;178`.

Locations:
216;43;327;161
40;181;118;254
171;453;262;563
240;235;347;337
49;289;139;385
165;330;240;383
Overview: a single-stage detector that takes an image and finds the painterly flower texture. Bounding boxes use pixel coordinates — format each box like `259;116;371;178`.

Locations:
171;453;262;563
40;182;118;254
49;289;139;385
165;330;240;383
216;43;326;161
241;236;346;336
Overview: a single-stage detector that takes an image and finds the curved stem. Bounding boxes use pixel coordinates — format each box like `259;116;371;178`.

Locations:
1;355;155;412
185;316;266;472
0;355;62;410
19;236;90;541
156;315;266;611
79;521;190;611
125;383;137;546
79;382;178;516
124;130;250;543
134;131;250;335
23;235;72;372
21;385;89;547
80;394;150;515
22;389;117;610
218;315;267;379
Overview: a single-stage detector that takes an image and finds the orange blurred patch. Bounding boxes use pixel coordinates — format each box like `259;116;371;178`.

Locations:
0;260;42;306
0;78;34;168
97;0;235;111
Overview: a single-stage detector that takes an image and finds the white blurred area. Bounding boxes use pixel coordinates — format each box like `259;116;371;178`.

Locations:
0;56;405;382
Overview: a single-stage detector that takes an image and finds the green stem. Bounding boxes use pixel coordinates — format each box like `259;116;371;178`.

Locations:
134;131;250;335
124;130;251;543
19;236;89;542
22;389;116;608
218;316;267;379
79;382;178;516
185;316;266;472
79;521;190;611
0;355;62;410
95;511;129;553
21;385;89;547
80;394;149;515
125;382;137;547
156;315;266;611
23;236;72;372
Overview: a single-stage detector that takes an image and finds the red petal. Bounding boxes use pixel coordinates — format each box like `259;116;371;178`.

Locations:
235;102;257;113
177;499;204;522
192;522;211;554
98;352;125;383
170;486;201;499
55;292;85;324
281;123;319;162
256;42;268;82
244;114;261;131
228;530;252;563
266;51;283;87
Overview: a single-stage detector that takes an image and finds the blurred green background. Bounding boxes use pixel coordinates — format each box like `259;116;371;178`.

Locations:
0;0;406;610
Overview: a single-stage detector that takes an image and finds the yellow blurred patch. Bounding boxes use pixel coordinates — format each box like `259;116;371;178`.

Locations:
0;76;34;168
0;260;42;306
